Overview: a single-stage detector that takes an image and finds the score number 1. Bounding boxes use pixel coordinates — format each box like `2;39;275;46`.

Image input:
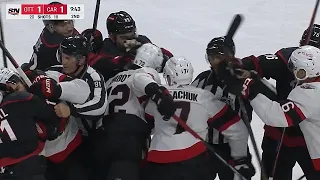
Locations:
21;4;67;15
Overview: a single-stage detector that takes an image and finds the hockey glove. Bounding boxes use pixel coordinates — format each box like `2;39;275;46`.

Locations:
232;157;256;180
217;60;245;96
29;78;62;101
239;71;277;100
145;82;176;120
22;65;48;84
81;28;103;53
36;122;59;141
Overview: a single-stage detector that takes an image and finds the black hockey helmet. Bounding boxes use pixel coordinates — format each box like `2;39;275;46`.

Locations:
59;35;90;58
106;11;136;34
206;36;235;56
300;24;320;48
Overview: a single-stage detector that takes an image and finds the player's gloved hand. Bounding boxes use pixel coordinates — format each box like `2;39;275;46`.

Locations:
145;82;176;120
29;78;62;101
36;122;59;141
233;70;276;101
232;157;256;180
81;28;103;53
21;64;48;84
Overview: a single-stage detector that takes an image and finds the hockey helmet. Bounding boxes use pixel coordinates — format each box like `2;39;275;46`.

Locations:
288;45;320;80
107;11;136;34
206;36;235;56
0;67;21;84
133;43;164;72
163;56;194;86
59;35;90;59
300;24;320;48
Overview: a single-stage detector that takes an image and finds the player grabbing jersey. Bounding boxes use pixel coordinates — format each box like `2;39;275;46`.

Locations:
143;56;254;180
96;43;175;180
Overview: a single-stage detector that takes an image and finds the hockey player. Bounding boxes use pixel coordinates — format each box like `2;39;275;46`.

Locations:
28;1;79;71
233;45;320;179
82;11;173;80
221;24;320;179
0;68;60;180
143;56;254;180
98;43;175;180
31;34;107;180
191;36;254;179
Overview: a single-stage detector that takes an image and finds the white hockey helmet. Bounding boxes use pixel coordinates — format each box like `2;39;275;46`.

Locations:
288;45;320;81
133;43;164;72
0;67;20;84
163;56;194;86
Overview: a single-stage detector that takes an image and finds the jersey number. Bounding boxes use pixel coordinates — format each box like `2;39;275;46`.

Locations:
0;119;17;144
174;101;191;134
107;84;130;114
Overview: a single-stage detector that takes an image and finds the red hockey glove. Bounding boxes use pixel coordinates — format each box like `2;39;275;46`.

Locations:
22;64;48;84
29;78;62;101
145;82;176;120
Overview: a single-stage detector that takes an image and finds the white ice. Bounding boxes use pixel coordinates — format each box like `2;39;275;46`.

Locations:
1;0;314;179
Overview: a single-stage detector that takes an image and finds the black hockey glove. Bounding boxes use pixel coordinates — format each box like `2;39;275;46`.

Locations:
145;82;176;120
216;59;244;95
233;157;256;179
81;28;103;53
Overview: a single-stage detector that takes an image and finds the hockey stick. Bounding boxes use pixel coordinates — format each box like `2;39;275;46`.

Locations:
301;0;320;46
223;14;268;180
297;175;306;180
225;14;243;41
172;114;248;180
269;128;286;180
92;0;101;31
0;11;7;68
0;40;32;86
238;98;268;180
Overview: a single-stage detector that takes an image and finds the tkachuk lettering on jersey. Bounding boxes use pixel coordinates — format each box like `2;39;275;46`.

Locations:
171;90;198;102
112;74;132;83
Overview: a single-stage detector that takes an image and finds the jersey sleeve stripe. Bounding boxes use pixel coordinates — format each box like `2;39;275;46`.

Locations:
218;115;241;132
249;55;263;76
207;105;240;131
280;100;307;126
275;50;288;65
207;104;229;124
75;73;107;116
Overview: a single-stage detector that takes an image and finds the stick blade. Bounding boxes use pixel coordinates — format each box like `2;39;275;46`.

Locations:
225;14;244;40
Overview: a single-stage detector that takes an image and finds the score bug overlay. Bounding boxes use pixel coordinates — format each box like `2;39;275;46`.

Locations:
6;4;84;20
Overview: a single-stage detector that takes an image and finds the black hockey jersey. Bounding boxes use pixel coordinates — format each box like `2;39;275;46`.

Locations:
28;27;79;71
0;91;59;167
241;47;306;147
88;34;173;81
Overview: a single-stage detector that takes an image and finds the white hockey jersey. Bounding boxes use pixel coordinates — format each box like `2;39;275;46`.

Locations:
106;67;161;120
145;84;249;163
250;80;320;171
46;65;108;135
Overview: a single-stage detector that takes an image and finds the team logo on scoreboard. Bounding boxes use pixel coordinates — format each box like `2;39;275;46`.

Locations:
8;8;20;15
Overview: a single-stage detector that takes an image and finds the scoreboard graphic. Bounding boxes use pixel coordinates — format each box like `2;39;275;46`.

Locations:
6;4;84;19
